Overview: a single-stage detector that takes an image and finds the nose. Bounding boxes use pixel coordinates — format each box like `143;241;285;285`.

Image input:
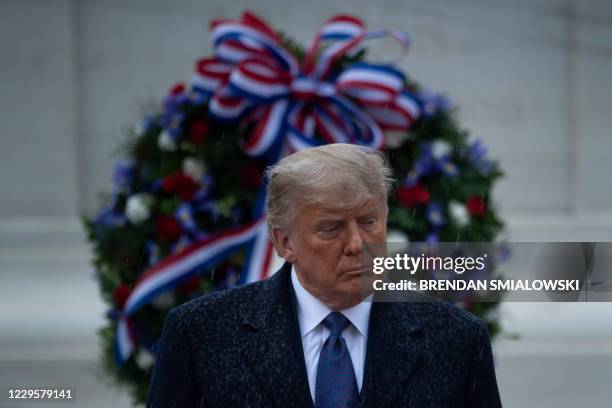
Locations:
344;220;364;256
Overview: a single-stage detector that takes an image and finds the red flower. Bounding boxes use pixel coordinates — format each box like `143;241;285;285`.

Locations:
155;215;182;242
466;196;486;217
187;119;208;145
169;82;185;96
397;184;430;207
241;163;262;188
162;172;200;201
113;283;131;309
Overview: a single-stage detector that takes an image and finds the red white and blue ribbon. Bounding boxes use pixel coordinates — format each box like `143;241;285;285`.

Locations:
115;217;266;363
116;11;424;363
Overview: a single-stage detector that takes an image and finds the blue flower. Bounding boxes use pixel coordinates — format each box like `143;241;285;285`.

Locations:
474;159;495;175
158;91;188;138
414;143;436;176
467;139;487;162
463;139;496;175
424;231;440;252
150;178;163;193
162;91;190;115
437;156;459;177
93;206;126;228
189;88;210;106
403;170;420;188
426;202;446;227
198;173;214;196
146;240;160;266
112;160;136;194
175;203;197;229
195;198;221;222
418;89;452;116
426;231;439;244
158;112;186;139
171;235;194;255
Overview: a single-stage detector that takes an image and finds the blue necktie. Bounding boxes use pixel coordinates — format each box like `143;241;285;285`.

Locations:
315;312;359;408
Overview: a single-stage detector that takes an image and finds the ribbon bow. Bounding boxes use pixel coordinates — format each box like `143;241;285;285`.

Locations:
192;11;422;158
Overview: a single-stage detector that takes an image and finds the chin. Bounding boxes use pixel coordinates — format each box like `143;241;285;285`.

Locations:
332;284;367;306
327;293;362;310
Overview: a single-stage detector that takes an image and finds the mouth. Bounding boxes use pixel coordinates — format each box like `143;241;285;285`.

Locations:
343;266;372;276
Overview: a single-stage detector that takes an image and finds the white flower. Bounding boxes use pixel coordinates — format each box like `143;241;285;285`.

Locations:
449;201;470;226
386;229;410;255
151;291;175;309
158;129;176;151
182;157;205;181
135;349;155;369
125;194;152;224
431;140;452;158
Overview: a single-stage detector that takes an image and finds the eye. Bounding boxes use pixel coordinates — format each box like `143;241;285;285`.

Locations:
361;218;377;225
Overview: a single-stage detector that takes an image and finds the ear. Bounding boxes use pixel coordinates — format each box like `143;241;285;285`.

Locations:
271;227;297;263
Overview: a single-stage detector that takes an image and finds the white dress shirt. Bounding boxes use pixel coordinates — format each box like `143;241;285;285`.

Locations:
291;266;372;401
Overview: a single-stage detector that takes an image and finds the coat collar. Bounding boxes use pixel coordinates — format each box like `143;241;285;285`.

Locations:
240;262;426;408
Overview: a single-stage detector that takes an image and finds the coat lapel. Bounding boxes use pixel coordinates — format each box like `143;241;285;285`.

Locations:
359;301;425;408
240;262;426;408
240;262;314;408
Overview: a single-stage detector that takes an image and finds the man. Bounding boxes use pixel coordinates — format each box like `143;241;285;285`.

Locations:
146;143;502;407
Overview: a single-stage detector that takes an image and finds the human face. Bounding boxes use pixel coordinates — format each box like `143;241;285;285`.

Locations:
272;195;388;310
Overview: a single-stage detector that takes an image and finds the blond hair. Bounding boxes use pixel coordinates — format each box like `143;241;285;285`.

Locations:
265;143;394;234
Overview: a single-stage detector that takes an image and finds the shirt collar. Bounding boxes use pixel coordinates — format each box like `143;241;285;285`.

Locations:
291;265;372;338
